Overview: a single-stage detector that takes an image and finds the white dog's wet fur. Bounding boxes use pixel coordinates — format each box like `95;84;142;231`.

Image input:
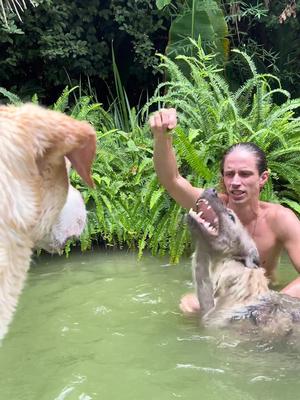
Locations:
0;103;96;340
187;188;300;338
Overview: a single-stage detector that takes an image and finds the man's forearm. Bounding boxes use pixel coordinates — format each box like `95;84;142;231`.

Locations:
153;134;179;189
150;108;202;209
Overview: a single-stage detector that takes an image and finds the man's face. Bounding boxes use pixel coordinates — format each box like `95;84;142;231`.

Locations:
222;149;267;204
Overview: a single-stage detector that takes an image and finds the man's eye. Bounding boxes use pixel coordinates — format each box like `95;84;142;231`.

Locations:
240;172;252;177
228;213;235;222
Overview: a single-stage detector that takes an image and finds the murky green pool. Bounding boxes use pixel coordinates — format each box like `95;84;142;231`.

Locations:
1;250;300;400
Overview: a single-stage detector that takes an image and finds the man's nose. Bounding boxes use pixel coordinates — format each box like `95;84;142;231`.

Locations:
231;173;241;185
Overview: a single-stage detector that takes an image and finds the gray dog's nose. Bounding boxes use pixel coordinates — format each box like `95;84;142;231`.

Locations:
206;188;218;197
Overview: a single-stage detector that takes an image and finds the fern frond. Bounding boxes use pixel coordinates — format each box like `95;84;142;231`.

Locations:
52;86;78;112
0;87;22;104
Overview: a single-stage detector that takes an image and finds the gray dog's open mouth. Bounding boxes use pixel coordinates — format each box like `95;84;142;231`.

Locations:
189;198;219;236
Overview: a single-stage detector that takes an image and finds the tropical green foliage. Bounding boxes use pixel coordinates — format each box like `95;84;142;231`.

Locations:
2;0;300;108
222;0;300;98
0;0;171;103
1;38;300;263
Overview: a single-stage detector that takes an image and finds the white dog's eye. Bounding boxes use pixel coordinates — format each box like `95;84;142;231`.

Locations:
228;213;235;222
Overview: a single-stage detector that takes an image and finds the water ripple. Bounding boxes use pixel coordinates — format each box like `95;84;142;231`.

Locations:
176;363;225;374
177;335;216;342
250;375;276;382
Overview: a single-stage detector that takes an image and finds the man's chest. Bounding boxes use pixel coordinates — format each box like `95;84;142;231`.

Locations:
252;219;282;278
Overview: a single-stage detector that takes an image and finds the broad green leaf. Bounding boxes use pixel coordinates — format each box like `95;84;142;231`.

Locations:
156;0;172;10
166;0;229;66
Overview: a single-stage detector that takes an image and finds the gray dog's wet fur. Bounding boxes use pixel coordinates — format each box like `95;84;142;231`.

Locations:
187;189;300;337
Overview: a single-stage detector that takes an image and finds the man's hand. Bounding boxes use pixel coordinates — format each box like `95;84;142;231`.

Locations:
149;108;177;136
179;292;200;314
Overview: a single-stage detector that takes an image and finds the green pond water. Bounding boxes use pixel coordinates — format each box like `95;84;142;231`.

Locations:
1;250;300;400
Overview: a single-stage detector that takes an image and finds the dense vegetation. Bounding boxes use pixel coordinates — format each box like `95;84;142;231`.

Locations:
0;0;171;104
1;1;300;104
1;1;300;262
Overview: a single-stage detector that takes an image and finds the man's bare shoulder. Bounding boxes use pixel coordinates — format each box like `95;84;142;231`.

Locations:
261;201;300;237
260;201;296;217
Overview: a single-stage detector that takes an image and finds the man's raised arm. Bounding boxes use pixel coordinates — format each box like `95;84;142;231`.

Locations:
149;108;202;209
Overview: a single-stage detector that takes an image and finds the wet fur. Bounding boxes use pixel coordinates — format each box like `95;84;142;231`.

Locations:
188;189;300;337
0;103;96;340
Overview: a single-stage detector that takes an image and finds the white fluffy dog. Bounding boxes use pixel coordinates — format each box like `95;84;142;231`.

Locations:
0;103;96;339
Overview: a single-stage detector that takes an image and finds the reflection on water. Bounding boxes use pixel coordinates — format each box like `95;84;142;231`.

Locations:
0;250;300;400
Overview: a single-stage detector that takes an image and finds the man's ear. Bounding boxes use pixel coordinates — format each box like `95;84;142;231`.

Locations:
259;170;269;189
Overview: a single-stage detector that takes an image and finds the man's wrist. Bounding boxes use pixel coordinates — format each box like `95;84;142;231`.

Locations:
154;131;173;143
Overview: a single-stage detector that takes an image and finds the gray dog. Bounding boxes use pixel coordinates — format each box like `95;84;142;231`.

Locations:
187;188;300;337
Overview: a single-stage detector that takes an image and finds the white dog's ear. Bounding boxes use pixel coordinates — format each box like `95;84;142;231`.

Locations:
65;129;96;187
13;103;97;187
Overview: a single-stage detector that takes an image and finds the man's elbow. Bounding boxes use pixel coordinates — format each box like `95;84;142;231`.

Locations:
157;176;178;194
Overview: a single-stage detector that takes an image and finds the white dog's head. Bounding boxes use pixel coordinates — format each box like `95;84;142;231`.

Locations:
0;103;96;247
0;103;96;339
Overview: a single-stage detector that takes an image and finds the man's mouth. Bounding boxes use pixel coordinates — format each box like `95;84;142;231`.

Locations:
230;190;245;198
189;199;219;235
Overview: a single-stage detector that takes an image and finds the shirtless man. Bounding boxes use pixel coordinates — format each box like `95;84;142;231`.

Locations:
149;108;300;314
